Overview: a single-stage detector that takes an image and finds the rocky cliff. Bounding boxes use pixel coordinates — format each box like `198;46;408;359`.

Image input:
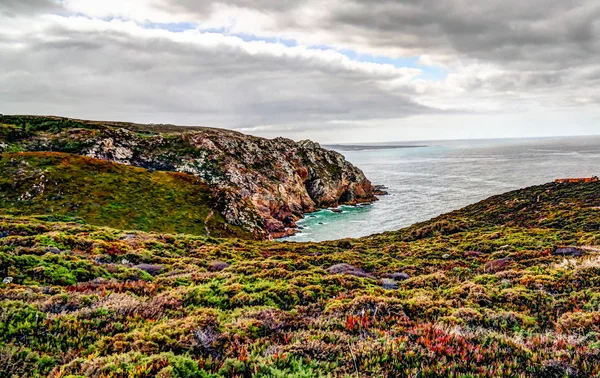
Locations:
0;115;377;238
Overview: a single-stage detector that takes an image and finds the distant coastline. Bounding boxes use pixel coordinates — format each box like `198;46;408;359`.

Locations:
324;144;427;151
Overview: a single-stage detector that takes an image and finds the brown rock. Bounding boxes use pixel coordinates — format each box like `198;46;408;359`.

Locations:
484;257;514;273
270;229;298;239
373;185;389;196
264;218;286;233
295;167;309;181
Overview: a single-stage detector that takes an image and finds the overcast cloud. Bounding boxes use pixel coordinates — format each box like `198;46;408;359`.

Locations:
1;0;598;142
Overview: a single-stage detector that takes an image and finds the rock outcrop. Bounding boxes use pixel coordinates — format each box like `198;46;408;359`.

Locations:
327;263;375;278
552;247;584;257
0;115;378;238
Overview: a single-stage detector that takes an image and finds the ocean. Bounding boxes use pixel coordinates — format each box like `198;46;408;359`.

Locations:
282;136;600;242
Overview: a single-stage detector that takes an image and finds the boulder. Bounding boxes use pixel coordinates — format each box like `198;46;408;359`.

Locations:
45;247;61;254
298;139;321;150
327;263;375;279
552;247;584;257
134;264;164;276
389;272;410;281
208;260;230;272
373;185;389;196
264;218;285;233
270;228;297;239
2;277;13;284
90;277;110;285
382;278;398;290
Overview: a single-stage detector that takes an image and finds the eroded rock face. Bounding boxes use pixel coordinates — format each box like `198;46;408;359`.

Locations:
7;117;378;238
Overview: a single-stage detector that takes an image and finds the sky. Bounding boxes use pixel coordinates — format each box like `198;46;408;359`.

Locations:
0;0;599;143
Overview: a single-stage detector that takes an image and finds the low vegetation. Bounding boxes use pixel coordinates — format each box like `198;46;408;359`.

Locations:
0;152;251;239
1;179;600;377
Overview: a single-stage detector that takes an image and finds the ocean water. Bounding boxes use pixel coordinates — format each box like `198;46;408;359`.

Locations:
282;136;600;242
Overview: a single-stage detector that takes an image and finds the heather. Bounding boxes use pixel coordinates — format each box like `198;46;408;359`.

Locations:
1;181;600;377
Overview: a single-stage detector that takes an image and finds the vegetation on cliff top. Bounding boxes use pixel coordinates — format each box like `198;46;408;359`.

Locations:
1;180;600;377
0;152;252;239
0;115;215;138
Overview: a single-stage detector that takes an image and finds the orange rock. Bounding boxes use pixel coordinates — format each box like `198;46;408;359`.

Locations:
555;176;599;183
295;167;309;181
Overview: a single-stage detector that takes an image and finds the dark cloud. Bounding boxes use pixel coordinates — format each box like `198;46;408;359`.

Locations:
145;0;600;97
0;0;63;17
152;0;599;68
0;20;431;131
326;0;600;67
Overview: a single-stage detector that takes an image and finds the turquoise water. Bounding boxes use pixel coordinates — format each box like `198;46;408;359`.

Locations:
282;136;600;242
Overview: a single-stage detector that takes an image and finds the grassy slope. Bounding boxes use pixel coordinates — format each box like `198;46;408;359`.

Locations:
0;152;252;239
1;181;600;377
361;180;600;244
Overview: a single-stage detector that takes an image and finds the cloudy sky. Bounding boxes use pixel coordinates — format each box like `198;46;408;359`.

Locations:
1;0;599;142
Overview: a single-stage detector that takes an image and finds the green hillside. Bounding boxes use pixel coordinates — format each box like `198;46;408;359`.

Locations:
0;152;252;239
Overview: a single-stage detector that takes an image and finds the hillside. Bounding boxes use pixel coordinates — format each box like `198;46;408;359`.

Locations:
0;115;378;238
2;181;600;377
0;152;252;239
362;180;600;245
